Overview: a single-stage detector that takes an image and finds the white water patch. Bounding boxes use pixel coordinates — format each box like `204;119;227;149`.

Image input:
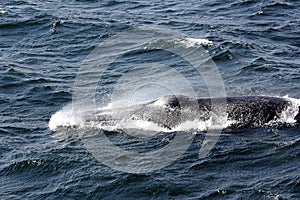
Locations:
97;102;112;111
173;117;235;132
93;117;234;134
280;96;300;124
48;104;84;131
48;104;167;133
267;96;300;125
109;119;169;136
92;113;234;133
118;119;166;132
0;9;7;15
174;38;213;47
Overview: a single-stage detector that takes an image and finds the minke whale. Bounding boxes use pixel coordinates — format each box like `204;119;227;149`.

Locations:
82;95;300;130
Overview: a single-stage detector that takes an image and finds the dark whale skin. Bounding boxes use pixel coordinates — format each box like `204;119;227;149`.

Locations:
142;95;293;129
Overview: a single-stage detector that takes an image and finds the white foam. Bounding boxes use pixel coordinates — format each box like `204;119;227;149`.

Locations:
280;96;300;124
174;38;213;47
97;102;112;111
266;96;300;126
116;119;167;132
152;98;166;107
0;9;7;14
48;105;83;131
173;116;234;132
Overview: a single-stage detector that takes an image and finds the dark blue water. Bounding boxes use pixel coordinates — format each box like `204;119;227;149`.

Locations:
1;0;300;199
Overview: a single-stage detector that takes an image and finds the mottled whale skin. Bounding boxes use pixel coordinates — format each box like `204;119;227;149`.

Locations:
89;95;300;129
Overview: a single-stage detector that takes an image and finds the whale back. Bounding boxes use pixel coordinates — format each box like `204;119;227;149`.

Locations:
225;96;290;127
87;95;298;130
148;95;293;128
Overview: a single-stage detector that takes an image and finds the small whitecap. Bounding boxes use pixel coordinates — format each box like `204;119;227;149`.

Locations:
174;38;213;48
0;9;7;14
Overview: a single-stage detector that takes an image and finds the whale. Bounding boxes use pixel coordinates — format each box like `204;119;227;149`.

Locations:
83;95;300;130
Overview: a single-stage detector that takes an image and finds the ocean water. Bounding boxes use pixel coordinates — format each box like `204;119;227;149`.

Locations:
1;0;300;199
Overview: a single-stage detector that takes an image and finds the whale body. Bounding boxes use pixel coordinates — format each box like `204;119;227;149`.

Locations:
84;95;300;130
